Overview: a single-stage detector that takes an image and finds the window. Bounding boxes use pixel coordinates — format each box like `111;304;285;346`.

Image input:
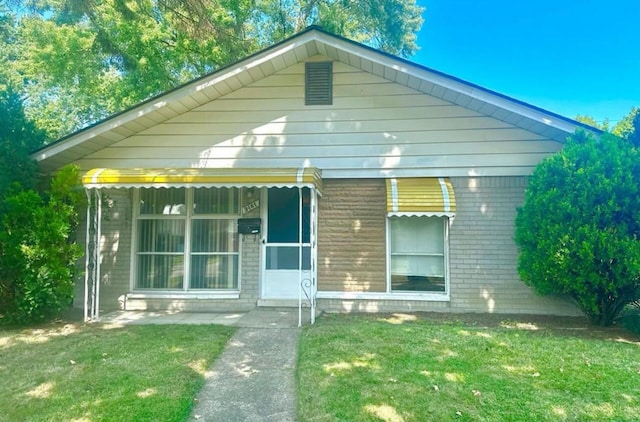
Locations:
388;216;448;293
135;187;239;291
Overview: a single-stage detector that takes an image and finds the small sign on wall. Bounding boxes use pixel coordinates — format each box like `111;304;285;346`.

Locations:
241;188;260;217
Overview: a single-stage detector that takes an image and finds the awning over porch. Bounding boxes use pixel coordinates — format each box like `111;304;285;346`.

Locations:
82;167;323;193
386;177;456;216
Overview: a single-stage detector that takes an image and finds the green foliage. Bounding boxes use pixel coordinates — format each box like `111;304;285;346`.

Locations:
619;301;640;334
0;83;44;198
574;114;609;132
3;0;424;138
0;165;84;324
515;131;640;325
612;107;640;147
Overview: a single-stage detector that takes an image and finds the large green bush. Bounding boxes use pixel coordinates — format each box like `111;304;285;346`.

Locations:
0;166;84;324
515;131;640;326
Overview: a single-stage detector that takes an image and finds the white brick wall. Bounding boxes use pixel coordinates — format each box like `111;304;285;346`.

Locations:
447;176;579;315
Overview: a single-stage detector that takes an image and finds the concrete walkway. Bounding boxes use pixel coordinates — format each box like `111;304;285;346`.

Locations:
189;327;299;421
99;309;306;421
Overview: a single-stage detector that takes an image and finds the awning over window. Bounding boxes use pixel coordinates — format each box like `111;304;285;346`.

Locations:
82;167;323;193
386;177;456;216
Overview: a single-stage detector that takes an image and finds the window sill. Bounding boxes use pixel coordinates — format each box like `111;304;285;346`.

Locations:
316;291;450;302
127;291;240;300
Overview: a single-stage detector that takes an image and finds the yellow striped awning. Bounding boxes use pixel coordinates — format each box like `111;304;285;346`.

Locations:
82;167;323;193
386;177;456;216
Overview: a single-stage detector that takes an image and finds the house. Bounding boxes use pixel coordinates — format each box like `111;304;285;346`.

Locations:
32;26;600;322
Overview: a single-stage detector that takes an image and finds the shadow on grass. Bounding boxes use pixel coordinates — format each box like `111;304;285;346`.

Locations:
298;312;640;421
0;321;234;421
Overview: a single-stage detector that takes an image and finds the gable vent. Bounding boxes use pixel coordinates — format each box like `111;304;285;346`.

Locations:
305;62;333;105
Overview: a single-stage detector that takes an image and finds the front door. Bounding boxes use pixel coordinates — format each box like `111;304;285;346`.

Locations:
262;188;311;299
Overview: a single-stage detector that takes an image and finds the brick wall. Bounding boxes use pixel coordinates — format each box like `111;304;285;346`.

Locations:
317;176;580;316
317;179;387;292
448;176;579;315
239;234;260;301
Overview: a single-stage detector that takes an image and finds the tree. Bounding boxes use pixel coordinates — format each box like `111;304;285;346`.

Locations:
612;107;640;147
0;80;82;323
0;166;84;324
515;131;640;326
0;82;44;199
3;0;425;138
574;114;609;132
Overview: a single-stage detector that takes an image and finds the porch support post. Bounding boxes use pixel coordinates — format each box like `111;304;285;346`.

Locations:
83;189;91;322
95;188;102;320
298;186;303;327
83;188;102;322
310;187;318;324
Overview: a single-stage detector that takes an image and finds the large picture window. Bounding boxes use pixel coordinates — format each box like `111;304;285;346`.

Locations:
388;216;448;293
135;187;239;291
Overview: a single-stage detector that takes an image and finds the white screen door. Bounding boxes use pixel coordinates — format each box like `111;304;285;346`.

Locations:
262;188;310;299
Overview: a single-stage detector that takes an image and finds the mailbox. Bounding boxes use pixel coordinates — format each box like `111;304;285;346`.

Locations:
238;218;261;234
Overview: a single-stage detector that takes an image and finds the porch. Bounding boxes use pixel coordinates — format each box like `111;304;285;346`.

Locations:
81;167;322;326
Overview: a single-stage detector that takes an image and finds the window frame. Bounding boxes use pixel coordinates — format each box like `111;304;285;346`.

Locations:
385;214;451;299
130;187;242;294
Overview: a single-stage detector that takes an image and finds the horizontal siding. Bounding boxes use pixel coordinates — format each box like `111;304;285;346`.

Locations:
76;58;563;177
167;105;483;123
88;142;560;160
140;117;513;135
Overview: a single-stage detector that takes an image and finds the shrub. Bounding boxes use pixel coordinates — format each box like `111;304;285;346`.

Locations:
619;301;640;334
515;131;640;326
0;166;84;324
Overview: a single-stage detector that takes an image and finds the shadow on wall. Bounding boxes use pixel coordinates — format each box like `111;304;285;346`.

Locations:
453;176;578;316
98;190;131;312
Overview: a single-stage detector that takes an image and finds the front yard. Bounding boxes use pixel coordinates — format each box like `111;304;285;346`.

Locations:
298;313;640;421
2;312;639;421
0;321;234;421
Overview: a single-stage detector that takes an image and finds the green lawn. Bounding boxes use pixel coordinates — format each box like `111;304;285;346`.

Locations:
298;313;640;422
0;321;234;422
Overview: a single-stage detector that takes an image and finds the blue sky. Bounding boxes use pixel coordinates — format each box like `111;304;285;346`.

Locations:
412;0;640;125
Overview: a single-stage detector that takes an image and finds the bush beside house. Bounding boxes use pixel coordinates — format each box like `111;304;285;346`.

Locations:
0;86;83;324
516;131;640;326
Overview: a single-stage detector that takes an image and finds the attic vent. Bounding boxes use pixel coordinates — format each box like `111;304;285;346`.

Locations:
305;62;333;105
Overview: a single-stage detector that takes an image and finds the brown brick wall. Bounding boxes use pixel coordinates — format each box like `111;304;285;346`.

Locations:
317;179;387;292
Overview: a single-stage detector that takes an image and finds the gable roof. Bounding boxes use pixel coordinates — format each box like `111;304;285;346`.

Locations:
32;25;601;173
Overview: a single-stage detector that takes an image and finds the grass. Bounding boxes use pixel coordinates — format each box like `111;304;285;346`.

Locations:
298;313;640;422
0;320;234;422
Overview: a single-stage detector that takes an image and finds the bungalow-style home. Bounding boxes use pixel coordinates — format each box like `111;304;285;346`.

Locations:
32;26;600;322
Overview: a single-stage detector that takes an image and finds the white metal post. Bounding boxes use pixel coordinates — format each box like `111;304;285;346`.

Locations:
83;189;91;322
310;188;317;324
298;187;303;327
94;189;102;321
